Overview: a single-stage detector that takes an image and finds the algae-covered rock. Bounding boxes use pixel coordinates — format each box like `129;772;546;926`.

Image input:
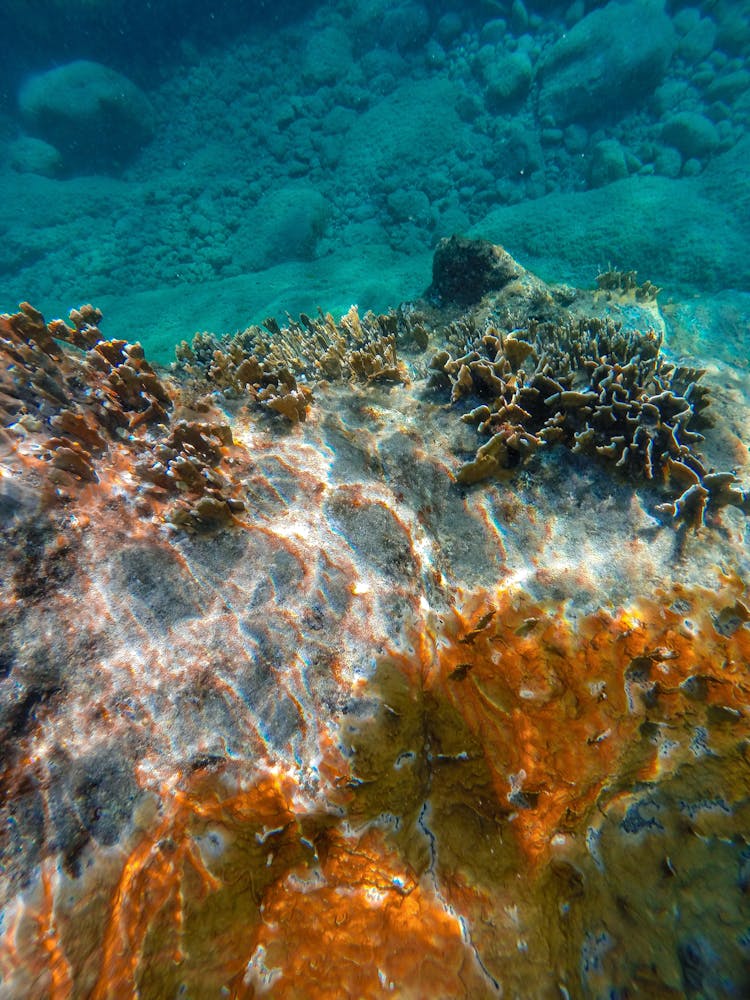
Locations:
662;112;720;160
7;136;62;178
588;139;629;188
302;26;354;86
338;77;464;187
483;50;533;110
536;0;675;124
378;2;431;51
18;60;154;173
429;236;520;305
673;8;716;62
471;134;750;294
243;185;331;268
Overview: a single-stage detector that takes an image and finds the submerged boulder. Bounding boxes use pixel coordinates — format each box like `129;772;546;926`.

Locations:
240;185;331;269
429;235;520;305
483;50;533;110
536;0;676;125
7;135;62;177
662;112;720;160
18;60;154;173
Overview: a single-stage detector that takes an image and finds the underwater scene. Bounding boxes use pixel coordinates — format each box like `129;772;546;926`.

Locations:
1;0;749;997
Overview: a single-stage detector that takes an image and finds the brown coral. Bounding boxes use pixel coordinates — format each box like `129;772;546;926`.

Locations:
136;418;246;532
596;267;661;302
174;305;417;424
1;303;246;532
428;314;749;525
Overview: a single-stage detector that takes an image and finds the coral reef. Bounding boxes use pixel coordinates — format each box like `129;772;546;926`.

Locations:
427;311;750;527
174;304;418;424
1;246;749;997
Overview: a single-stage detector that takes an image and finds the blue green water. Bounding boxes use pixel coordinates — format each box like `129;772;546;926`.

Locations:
0;0;748;364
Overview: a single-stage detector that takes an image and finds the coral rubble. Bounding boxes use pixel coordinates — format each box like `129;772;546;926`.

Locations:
1;244;749;998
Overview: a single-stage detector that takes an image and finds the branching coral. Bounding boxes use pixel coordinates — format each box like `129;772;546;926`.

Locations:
174;305;423;425
428;314;749;525
595;267;661;301
1;304;245;532
1;302;173;489
136;418;246;531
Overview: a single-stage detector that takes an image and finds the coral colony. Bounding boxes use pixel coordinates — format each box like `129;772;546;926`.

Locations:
1;238;749;997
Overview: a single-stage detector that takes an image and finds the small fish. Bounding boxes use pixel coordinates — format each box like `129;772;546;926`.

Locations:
449;663;474;682
458;608;496;644
515;617;541;637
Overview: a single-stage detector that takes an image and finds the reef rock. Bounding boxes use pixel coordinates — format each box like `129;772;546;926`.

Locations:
429;235;521;305
1;243;749;998
536;0;676;125
18;60;154;173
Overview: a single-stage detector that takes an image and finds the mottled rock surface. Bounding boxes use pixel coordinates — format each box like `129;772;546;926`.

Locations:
1;247;749;998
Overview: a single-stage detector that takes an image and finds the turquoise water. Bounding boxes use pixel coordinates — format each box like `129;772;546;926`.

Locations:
1;0;748;363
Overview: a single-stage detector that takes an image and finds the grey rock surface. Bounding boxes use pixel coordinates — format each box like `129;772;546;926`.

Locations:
18;60;154;172
537;0;676;124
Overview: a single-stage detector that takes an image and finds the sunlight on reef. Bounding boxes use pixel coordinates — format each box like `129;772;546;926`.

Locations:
1;242;749;998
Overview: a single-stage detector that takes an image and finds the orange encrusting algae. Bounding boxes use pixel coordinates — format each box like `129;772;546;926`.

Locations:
65;762;487;999
5;580;750;1000
411;580;750;868
90;768;306;1000
2;581;749;997
232;828;487;1000
78;582;750;997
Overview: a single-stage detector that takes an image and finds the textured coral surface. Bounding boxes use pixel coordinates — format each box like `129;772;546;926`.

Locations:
1;250;749;999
